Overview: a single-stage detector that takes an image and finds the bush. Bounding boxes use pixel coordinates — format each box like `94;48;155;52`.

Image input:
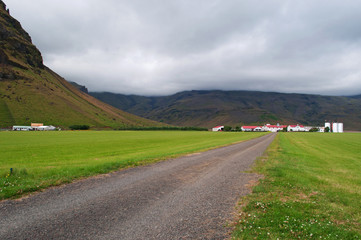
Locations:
235;126;242;132
223;126;232;132
309;127;319;132
69;125;90;130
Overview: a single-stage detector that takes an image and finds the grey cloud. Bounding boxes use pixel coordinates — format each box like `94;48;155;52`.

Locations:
5;0;361;96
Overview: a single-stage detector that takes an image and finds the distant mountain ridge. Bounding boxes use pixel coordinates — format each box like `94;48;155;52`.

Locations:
0;1;163;129
350;94;361;99
89;90;361;130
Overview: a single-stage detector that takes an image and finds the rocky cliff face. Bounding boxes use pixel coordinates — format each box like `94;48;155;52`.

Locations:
0;0;43;77
69;81;89;94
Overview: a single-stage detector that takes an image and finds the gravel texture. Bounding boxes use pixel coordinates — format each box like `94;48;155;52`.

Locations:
0;133;275;240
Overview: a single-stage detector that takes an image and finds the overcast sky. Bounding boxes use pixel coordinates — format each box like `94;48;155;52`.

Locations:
5;0;361;96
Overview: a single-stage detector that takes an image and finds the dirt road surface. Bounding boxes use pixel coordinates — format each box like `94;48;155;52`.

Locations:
0;133;275;240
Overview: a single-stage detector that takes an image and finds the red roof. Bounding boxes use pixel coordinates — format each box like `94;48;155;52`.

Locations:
289;125;304;128
242;126;262;129
266;125;287;128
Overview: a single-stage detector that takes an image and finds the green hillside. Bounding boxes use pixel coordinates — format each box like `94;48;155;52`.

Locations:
0;1;163;129
90;90;361;130
0;98;14;127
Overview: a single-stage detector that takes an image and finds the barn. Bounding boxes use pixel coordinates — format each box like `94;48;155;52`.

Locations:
241;126;264;132
12;126;32;131
287;124;305;132
212;126;224;132
264;124;287;132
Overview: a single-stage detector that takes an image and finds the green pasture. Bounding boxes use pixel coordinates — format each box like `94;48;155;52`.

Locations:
0;130;266;200
233;133;361;239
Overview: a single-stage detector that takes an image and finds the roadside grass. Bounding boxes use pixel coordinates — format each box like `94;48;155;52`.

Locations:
0;131;267;200
233;133;361;240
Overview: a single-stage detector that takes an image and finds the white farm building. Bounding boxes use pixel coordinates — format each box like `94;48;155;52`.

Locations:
12;123;57;131
212;126;224;132
264;124;287;132
241;126;264;132
287;124;305;132
37;125;56;131
12;126;33;131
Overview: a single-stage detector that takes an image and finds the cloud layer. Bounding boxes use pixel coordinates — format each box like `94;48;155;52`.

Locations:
6;0;361;96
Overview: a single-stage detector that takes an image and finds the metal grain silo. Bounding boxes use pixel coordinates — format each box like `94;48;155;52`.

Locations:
332;123;339;133
338;123;343;133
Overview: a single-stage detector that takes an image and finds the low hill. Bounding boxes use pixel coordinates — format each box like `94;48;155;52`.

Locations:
0;1;163;129
90;90;361;130
350;94;361;99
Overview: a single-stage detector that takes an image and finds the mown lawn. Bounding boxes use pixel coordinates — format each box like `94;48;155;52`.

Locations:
0;130;266;200
233;133;361;239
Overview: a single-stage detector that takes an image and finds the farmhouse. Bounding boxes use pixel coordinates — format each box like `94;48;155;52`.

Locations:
287;124;305;132
12;124;57;131
12;126;32;131
212;126;224;131
264;124;287;132
241;126;264;132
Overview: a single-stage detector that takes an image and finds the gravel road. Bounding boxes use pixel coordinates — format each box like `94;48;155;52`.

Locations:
0;133;275;240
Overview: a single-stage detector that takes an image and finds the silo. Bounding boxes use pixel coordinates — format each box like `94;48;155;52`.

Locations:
325;122;331;132
332;123;339;133
338;123;344;133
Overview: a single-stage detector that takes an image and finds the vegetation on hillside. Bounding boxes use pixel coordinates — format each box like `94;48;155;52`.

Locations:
90;90;361;130
232;133;361;239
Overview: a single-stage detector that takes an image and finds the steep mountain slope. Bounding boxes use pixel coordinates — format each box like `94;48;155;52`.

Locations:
0;1;163;129
90;90;361;130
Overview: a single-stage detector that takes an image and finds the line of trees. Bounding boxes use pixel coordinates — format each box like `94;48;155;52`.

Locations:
223;126;243;132
69;125;90;130
117;126;208;131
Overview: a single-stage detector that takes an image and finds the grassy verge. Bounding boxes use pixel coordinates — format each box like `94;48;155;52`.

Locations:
0;131;267;200
232;133;361;239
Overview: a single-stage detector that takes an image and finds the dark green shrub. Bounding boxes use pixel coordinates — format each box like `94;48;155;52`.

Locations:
309;127;319;132
69;125;90;130
224;126;232;131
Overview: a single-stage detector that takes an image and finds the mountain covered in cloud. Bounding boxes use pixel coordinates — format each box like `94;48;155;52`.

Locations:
6;0;361;96
0;1;163;129
89;90;361;130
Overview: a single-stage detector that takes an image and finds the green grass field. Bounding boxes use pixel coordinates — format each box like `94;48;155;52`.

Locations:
233;133;361;239
0;131;266;200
